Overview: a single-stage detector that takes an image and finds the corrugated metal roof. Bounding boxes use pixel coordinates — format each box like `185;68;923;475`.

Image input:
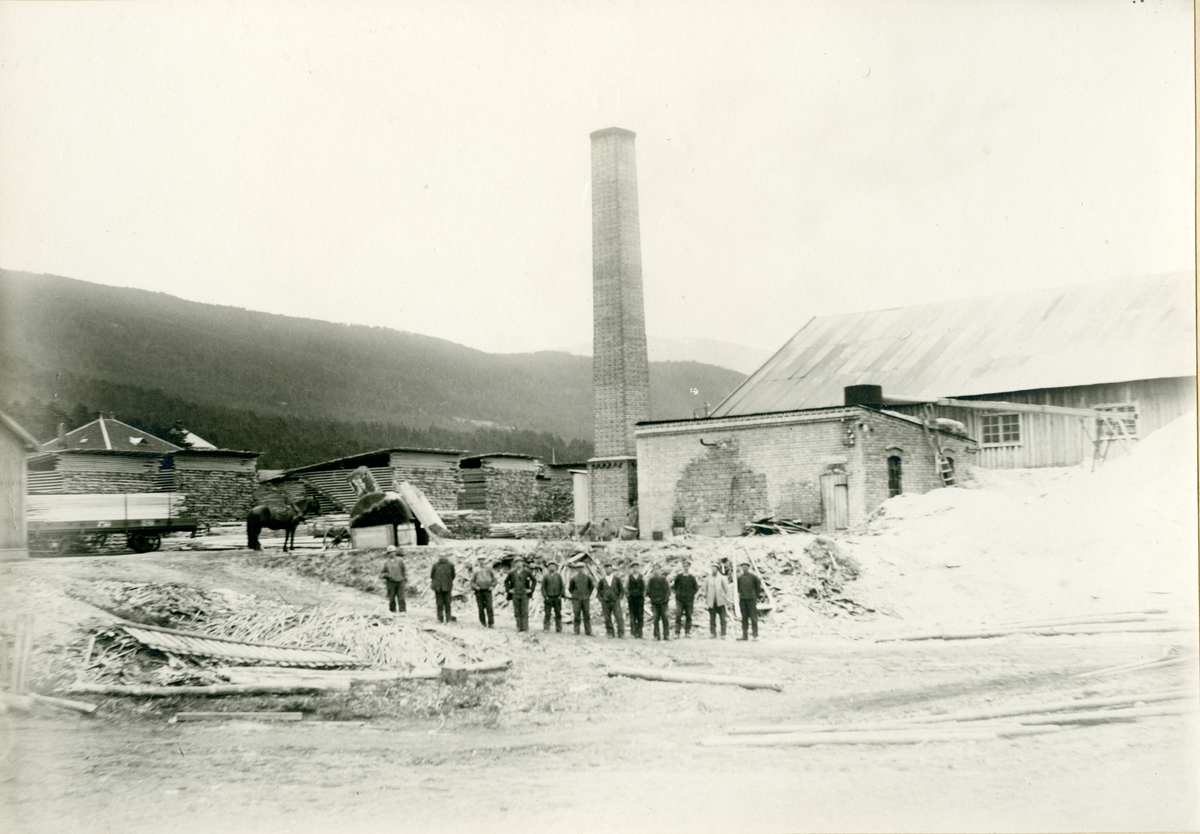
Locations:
712;272;1195;417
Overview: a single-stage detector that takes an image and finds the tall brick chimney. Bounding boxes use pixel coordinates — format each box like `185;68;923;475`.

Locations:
588;127;650;529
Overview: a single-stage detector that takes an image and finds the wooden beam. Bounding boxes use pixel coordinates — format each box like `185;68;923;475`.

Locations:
607;666;783;691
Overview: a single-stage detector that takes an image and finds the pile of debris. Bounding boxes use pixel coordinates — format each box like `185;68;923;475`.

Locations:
71;582;501;689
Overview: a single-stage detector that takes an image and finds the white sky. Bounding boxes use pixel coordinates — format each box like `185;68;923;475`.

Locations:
0;1;1193;355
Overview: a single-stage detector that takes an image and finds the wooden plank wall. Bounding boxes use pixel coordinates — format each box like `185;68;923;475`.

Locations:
890;376;1195;469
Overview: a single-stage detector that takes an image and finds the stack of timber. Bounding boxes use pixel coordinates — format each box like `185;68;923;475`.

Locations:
488;522;575;540
703;688;1195;747
877;609;1190;642
742;517;814;536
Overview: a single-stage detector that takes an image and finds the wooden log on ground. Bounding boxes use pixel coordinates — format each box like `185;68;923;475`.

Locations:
1005;703;1190;726
1074;654;1198;679
879;622;1190;642
66;681;350;696
701;728;1001;747
175;712;304;722
29;692;98;714
607;666;783;692
0;690;34;712
996;609;1168;628
730;690;1194;735
894;689;1193;725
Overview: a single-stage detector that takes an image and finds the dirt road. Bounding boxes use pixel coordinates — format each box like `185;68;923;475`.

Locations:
2;550;1197;833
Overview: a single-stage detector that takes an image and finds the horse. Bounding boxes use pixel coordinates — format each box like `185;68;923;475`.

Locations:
247;496;321;552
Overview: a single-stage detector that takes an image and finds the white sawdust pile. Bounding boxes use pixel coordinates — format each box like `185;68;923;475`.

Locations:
845;411;1198;633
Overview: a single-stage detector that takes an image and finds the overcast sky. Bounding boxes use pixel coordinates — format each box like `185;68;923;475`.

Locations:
1;1;1193;355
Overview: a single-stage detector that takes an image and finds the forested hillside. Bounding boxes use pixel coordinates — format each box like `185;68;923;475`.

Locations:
0;270;745;468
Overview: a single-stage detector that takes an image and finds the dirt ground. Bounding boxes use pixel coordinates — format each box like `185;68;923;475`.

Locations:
2;545;1197;834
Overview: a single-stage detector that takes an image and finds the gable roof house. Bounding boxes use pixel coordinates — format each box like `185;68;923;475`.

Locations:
711;272;1196;469
29;415;260;524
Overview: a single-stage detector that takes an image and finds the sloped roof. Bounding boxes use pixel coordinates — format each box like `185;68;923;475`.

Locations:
712;271;1196;417
40;416;183;453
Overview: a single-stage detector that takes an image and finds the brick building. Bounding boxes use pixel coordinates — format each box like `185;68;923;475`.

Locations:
588;126;651;524
636;405;977;539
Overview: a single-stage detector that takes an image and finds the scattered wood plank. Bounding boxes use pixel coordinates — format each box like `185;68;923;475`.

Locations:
1002;703;1190;726
607;666;783;692
28;692;98;714
996;609;1168;628
878;621;1190;642
1074;654;1198;679
66;682;350;696
175;712;304;722
701;728;1002;747
892;689;1193;725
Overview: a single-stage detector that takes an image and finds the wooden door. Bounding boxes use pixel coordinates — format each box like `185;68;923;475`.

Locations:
820;472;849;531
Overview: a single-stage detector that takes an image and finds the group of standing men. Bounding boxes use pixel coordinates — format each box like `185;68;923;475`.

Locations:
385;547;765;642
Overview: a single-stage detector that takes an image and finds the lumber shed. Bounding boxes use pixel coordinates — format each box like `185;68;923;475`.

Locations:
1;411;41;560
28;415;259;525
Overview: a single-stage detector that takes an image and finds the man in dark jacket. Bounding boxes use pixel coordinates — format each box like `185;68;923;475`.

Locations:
568;562;595;636
597;561;625;638
646;564;671;641
672;560;699;638
431;554;456;623
737;561;763;641
380;546;407;613
625;561;646;639
541;562;565;632
504;557;537;632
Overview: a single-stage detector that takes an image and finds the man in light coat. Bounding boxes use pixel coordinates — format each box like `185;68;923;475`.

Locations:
702;563;731;638
470;558;497;628
380;546;408;613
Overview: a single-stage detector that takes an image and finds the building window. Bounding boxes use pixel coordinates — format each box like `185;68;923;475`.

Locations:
980;413;1021;446
887;456;902;497
1093;403;1139;441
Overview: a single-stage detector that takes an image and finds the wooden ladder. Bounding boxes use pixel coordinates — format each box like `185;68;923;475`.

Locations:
920;404;956;487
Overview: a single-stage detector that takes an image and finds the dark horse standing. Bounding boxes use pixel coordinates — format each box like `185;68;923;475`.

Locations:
247;496;320;551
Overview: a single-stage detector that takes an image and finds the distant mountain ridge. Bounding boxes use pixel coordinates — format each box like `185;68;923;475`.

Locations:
561;336;772;375
0;270;745;465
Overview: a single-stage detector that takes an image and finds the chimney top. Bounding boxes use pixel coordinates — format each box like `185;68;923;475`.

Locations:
590;126;636;140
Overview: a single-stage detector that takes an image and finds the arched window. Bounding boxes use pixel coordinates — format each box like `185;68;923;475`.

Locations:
887;455;902;497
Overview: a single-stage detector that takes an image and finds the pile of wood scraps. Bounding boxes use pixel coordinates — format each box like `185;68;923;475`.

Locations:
741;517;814;536
702;688;1195;747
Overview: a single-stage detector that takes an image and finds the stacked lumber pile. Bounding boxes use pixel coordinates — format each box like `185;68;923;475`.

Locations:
27;492;188;523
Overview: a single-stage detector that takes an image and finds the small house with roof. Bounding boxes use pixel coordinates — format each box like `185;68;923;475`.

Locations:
28;415;259;524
